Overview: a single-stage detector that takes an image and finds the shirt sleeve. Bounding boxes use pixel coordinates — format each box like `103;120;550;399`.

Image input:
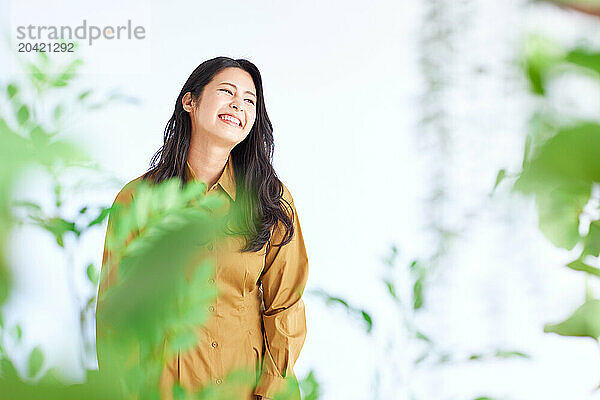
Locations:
95;181;139;372
254;185;309;399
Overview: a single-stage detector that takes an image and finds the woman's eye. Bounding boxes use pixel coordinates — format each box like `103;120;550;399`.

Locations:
220;88;254;105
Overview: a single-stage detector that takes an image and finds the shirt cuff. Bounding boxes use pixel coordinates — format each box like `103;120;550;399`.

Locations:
254;371;301;399
254;371;286;398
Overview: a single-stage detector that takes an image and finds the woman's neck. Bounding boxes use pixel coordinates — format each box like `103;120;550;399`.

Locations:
187;136;231;190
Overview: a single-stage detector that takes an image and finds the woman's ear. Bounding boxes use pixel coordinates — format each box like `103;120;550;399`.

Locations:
182;92;194;113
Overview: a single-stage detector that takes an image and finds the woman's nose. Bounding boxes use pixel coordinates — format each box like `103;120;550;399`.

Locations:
230;99;243;111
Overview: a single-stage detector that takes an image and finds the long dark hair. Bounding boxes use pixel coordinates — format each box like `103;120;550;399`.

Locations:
142;56;293;253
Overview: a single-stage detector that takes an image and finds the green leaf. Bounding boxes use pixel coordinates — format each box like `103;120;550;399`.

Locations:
494;350;530;359
159;178;185;210
181;180;207;204
88;207;111;227
566;258;600;278
13;324;22;342
523;35;564;95
413;352;429;366
42;140;86;166
32;216;80;247
27;346;44;377
522;111;560;169
382;244;399;267
197;191;228;212
526;63;545;95
415;330;432;343
29;63;46;82
177;263;215;326
514;122;600;194
50;59;83;87
514;122;600;249
0;358;19;380
12;200;42;212
327;296;349;308
17;105;30;125
86;263;98;285
493;169;506;191
78;89;92;101
384;279;401;303
30;125;49;147
168;330;197;354
361;310;373;333
413;278;423;310
534;185;588;250
132;185;154;229
64;58;83;73
583;220;600;257
544;299;600;339
565;48;600;76
7;83;18;99
299;370;320;400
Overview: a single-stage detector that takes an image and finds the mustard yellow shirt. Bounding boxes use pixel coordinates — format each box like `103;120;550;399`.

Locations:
96;154;309;399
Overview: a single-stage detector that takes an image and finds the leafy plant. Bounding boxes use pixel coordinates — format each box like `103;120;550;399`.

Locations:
378;245;529;400
494;2;600;382
2;40;143;372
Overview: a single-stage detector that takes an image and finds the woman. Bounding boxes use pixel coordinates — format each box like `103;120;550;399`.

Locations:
96;57;309;400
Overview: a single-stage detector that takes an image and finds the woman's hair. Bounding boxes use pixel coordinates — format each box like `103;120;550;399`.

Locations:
141;56;293;252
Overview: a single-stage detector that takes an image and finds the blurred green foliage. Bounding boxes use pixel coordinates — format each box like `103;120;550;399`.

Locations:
2;42;146;375
499;10;600;347
309;288;373;334
0;46;90;387
380;245;528;398
310;242;528;400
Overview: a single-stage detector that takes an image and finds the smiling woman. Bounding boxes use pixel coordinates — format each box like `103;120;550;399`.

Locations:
96;57;308;400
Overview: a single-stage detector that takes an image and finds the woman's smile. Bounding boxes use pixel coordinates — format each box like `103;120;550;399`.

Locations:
218;113;242;128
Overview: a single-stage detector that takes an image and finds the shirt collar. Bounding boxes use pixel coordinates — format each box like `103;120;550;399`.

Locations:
186;154;236;201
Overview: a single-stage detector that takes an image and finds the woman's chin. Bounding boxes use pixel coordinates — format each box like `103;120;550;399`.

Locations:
209;129;248;146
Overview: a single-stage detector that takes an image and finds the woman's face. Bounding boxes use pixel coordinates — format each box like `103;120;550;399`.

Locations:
184;67;257;147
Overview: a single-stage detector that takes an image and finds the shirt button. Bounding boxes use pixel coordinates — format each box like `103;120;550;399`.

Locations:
209;278;215;284
207;243;214;251
216;378;222;385
209;305;215;312
211;341;218;348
